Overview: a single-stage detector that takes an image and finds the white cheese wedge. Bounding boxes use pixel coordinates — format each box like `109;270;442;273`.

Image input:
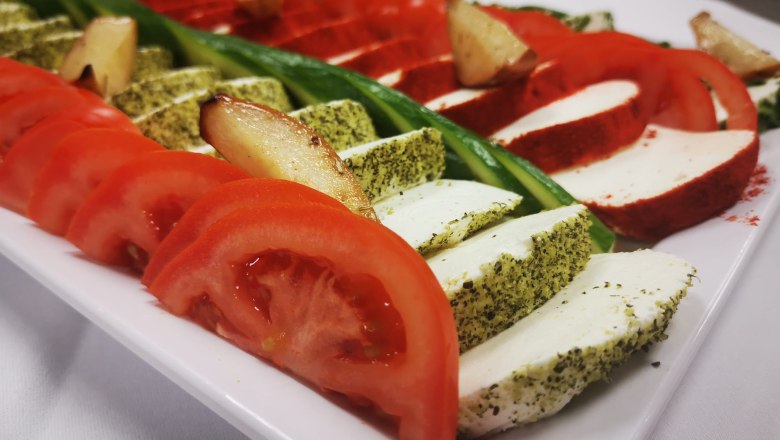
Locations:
111;66;221;118
375;179;522;254
552;124;756;207
214;76;293;113
289;99;378;151
427;204;592;352
458;250;695;438
492;80;639;144
133;88;212;150
425;88;489;112
339;128;445;202
0;15;72;55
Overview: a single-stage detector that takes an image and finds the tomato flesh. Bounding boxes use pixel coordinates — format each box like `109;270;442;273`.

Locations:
28;129;165;235
150;204;458;440
66;151;249;269
143;178;349;286
0;118;87;213
0;86;88;156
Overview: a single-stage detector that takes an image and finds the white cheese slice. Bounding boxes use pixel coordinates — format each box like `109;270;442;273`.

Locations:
427;204;592;352
552;124;756;207
491;80;640;143
425;88;489;112
338;128;445;202
375;179;522;254
458;250;695;438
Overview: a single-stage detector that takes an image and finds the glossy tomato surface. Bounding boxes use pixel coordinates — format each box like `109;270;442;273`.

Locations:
143;178;348;286
150;204;459;440
28;129;165;235
66;151;249;270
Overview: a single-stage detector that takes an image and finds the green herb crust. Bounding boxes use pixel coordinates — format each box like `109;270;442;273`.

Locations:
457;251;695;438
0;14;71;54
214;76;293;113
7;29;80;70
0;2;36;26
290;99;379;151
112;66;222;117
429;206;592;353
340;127;446;202
132;45;174;82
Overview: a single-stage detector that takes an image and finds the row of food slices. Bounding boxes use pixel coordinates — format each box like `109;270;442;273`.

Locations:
142;0;779;241
0;4;697;440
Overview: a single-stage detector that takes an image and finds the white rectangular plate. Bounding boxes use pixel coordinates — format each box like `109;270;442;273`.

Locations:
1;1;779;439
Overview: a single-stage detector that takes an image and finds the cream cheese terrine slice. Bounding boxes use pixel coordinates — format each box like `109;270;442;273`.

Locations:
214;76;293;113
132;46;174;82
0;15;72;55
457;250;695;438
133;77;291;150
111;66;222;118
7;30;81;70
427;204;592;352
289;99;379;151
375;179;522;255
339;127;445;202
0;2;36;27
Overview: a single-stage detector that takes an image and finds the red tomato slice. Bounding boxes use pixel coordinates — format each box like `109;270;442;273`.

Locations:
66;151;249;271
142;178;349;285
479;6;573;53
0;100;140;214
28;129;165;236
0;60;69;104
665;49;757;131
0;118;87;213
149;203;458;440
0;86;87;156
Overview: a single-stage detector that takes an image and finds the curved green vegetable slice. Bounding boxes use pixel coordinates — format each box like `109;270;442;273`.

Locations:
23;0;615;252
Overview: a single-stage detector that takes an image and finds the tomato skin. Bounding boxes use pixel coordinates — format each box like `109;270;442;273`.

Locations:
142;178;349;286
66;151;249;269
0;119;87;213
0;86;88;155
150;204;458;440
479;6;573;53
665;49;757;131
0;60;69;104
28;129;165;235
0;100;141;214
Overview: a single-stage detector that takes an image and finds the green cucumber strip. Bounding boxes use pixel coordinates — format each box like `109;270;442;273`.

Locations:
28;0;615;253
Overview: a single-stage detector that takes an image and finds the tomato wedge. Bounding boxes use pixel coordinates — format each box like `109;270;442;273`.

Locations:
28;129;165;235
0;100;140;214
0;86;88;156
66;151;249;271
149;203;458;440
665;49;757;131
0;118;86;213
0;60;69;104
143;178;348;286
